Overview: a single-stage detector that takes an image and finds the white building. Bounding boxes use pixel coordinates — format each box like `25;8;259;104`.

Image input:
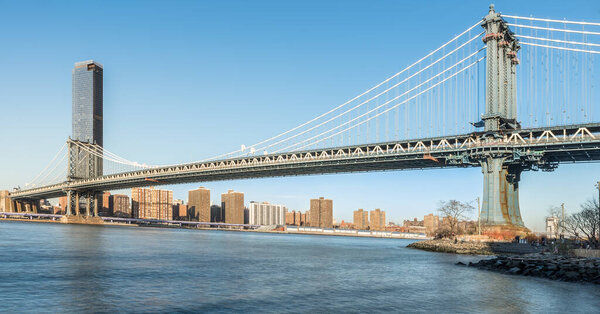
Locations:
249;201;287;225
546;216;559;238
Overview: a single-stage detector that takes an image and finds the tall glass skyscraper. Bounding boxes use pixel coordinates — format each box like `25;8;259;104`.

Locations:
72;60;103;146
70;60;103;180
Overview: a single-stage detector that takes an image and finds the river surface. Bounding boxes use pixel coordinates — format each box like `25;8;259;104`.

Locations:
1;221;599;313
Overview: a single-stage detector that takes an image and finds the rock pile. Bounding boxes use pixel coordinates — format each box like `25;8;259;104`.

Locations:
407;239;494;255
468;254;600;284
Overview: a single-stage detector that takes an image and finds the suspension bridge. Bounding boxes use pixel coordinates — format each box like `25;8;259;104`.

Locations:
6;5;600;230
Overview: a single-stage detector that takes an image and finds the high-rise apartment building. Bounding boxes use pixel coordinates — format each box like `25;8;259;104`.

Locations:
286;210;307;226
210;205;222;222
248;201;287;225
353;209;369;230
286;210;309;226
309;197;333;228
53;206;63;215
110;194;131;217
369;209;386;231
285;211;295;225
0;190;12;212
424;214;440;235
221;190;244;224
173;204;188;220
188;187;210;222
131;187;173;220
58;196;67;212
99;192;111;216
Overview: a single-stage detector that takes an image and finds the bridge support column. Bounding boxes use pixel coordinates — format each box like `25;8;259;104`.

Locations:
65;191;72;215
75;193;80;216
85;194;91;217
32;201;38;214
480;157;525;228
93;193;99;217
15;201;22;213
24;202;31;213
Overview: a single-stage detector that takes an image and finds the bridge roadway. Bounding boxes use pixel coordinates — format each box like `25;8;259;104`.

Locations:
10;123;600;200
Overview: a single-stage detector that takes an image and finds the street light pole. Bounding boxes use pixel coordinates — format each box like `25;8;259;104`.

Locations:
597;181;600;241
477;197;481;236
561;203;565;238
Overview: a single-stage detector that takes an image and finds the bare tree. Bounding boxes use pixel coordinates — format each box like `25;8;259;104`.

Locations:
563;199;600;248
437;200;474;235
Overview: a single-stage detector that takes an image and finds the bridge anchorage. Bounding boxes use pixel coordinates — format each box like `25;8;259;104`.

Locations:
5;5;600;234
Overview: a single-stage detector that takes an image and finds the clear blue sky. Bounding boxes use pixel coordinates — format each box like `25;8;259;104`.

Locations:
1;0;599;231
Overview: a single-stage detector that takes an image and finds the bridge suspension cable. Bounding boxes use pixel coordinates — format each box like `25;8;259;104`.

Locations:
503;15;600;27
519;42;600;54
175;20;485;161
240;21;482;148
273;56;486;153
509;13;600;128
515;34;600;48
195;22;486;158
23;143;67;188
69;140;157;169
245;37;486;156
507;23;600;36
31;150;68;187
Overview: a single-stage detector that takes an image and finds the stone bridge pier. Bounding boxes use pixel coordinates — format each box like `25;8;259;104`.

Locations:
480;157;525;229
63;190;103;224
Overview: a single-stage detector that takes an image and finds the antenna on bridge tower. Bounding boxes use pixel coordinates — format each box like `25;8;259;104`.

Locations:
481;3;521;133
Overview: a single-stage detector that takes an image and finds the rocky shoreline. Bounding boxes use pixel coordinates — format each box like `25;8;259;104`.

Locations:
467;254;600;284
407;239;494;255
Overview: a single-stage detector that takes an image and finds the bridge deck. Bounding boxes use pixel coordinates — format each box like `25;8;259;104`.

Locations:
10;123;600;200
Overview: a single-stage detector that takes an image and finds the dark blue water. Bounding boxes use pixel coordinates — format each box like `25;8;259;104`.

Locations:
1;221;599;313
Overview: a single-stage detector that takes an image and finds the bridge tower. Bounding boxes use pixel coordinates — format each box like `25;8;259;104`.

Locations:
478;5;527;231
482;4;520;132
65;139;102;217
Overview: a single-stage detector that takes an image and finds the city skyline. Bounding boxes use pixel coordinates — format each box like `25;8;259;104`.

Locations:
2;0;600;231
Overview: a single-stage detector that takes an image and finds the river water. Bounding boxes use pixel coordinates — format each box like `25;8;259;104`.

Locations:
0;221;598;313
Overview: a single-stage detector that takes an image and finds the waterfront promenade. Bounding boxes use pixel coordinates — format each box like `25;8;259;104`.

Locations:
0;212;429;240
